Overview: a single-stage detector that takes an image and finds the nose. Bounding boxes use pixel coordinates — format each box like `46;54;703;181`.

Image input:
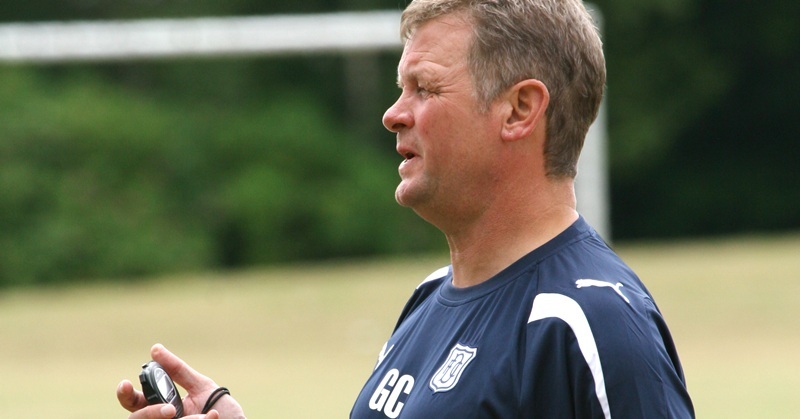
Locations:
382;95;413;133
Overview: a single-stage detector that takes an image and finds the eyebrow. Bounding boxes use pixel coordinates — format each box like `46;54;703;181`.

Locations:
396;70;416;89
396;67;431;89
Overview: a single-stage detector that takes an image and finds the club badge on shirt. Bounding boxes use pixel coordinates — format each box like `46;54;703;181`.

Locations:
429;343;478;393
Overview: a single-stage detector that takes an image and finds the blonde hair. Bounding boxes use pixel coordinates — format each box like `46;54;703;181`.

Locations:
401;0;606;178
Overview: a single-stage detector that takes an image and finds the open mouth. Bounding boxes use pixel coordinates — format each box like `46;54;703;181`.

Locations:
397;143;418;165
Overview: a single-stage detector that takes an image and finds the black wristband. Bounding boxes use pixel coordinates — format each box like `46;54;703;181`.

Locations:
201;387;231;414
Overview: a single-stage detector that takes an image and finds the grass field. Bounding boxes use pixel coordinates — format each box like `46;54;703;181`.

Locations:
1;234;798;418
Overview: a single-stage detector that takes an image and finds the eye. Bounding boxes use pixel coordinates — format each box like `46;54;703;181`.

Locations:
416;85;434;97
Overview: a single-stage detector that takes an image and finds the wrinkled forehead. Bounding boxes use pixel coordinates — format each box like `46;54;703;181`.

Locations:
395;15;472;82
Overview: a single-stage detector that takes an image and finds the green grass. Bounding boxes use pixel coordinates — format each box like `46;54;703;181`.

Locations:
1;235;798;418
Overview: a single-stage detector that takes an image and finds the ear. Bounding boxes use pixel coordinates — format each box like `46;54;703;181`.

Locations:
499;79;549;142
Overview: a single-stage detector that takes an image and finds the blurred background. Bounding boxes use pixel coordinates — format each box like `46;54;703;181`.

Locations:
1;0;799;417
1;0;798;286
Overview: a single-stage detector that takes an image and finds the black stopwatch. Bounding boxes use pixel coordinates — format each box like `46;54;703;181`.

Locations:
139;360;184;418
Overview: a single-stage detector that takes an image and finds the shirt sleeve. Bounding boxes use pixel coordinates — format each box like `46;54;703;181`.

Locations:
521;293;695;418
522;299;610;418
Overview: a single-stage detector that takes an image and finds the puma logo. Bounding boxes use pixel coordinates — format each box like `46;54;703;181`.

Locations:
575;279;631;305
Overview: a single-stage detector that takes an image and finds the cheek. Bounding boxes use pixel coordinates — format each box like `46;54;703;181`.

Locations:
415;114;448;157
417;102;488;163
415;110;438;138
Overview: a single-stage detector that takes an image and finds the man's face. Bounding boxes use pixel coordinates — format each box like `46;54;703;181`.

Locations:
383;14;502;225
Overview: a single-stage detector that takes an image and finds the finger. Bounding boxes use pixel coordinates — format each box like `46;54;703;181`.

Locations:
150;344;214;393
127;403;177;419
117;380;148;412
178;411;220;419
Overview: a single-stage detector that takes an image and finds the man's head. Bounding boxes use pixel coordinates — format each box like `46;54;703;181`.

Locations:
399;0;606;179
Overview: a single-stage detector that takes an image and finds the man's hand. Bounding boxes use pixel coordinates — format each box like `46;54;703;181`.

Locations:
117;344;246;419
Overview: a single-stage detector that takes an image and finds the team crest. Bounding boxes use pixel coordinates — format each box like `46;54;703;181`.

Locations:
429;343;478;393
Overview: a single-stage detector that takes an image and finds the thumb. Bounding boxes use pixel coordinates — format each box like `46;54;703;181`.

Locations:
116;379;148;412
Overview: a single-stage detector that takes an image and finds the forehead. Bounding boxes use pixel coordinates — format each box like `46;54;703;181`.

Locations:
396;14;472;82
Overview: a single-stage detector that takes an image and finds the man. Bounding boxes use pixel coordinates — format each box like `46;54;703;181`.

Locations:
351;0;694;417
118;0;694;417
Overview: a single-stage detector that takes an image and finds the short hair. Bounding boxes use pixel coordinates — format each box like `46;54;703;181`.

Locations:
400;0;606;178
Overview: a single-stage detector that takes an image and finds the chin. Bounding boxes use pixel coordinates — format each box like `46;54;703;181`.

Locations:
395;183;424;209
395;177;439;210
395;188;413;208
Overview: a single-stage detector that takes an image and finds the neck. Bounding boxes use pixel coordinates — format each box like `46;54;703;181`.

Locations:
444;178;578;288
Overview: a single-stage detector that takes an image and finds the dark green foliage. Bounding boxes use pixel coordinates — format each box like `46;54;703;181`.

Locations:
0;61;441;286
593;0;800;238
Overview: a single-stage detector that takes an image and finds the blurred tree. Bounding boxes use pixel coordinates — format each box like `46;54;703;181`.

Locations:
594;0;800;238
0;56;442;286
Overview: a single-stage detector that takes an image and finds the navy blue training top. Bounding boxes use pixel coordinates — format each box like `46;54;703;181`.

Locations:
351;217;694;418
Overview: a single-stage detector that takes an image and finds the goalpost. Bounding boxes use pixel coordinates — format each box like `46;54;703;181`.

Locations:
0;10;610;239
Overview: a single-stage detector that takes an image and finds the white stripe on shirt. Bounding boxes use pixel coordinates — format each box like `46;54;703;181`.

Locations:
528;293;611;419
